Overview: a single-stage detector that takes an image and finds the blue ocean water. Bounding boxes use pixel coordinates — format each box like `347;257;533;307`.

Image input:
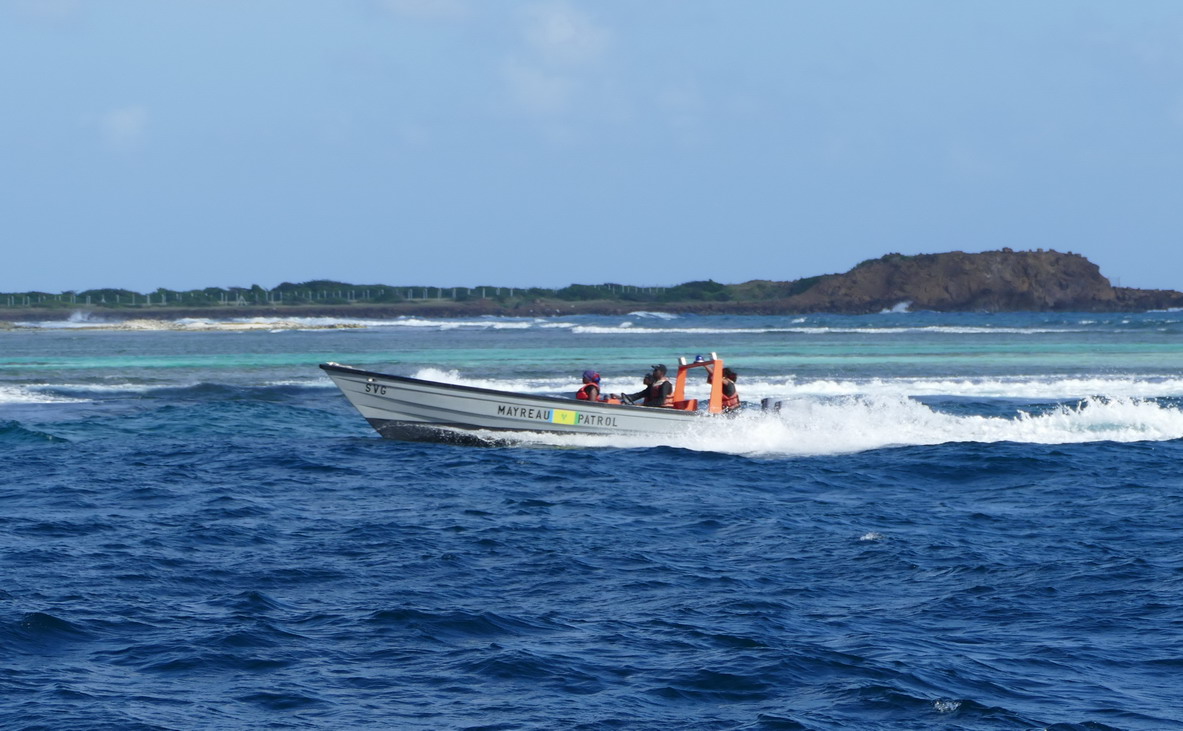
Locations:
3;311;1183;729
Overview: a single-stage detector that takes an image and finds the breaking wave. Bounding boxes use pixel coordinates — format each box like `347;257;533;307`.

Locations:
0;385;89;404
568;324;1090;335
15;312;1181;335
10;315;552;332
12;316;381;331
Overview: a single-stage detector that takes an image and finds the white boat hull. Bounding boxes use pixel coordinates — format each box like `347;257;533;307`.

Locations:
320;363;702;443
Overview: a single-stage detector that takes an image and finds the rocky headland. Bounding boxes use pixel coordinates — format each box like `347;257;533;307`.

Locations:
758;249;1183;313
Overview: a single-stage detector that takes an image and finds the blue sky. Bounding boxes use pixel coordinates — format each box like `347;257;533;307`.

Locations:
3;0;1182;293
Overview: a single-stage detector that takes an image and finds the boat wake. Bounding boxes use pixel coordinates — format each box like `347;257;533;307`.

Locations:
489;394;1183;456
749;374;1183;401
409;369;1183;402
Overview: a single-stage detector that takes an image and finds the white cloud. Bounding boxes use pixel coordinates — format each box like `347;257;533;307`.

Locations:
100;105;148;149
522;2;609;66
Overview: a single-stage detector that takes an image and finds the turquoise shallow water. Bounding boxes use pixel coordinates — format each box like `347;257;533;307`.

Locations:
3;311;1183;728
4;311;1183;381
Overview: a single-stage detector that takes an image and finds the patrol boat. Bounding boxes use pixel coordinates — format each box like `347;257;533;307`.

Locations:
320;355;733;443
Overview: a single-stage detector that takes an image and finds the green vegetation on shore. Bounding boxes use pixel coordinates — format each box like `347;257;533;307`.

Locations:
0;279;752;311
4;250;1181;318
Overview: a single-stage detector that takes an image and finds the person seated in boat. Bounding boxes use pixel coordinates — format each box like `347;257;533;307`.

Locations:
706;366;741;411
576;370;605;402
621;364;674;407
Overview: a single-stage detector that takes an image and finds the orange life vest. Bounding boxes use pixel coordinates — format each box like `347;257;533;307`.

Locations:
576;382;600;401
654;378;674;407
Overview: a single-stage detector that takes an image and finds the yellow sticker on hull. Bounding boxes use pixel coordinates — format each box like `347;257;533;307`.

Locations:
550;409;578;425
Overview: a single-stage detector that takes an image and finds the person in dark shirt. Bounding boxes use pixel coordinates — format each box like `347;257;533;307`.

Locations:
622;364;674;407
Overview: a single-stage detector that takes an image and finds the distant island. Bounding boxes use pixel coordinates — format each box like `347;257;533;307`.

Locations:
2;249;1181;322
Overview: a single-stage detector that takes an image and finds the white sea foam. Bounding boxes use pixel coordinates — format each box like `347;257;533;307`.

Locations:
377;316;546;331
409;368;575;395
406;370;1183;402
570;325;772;335
568;324;1086;336
741;375;1183;401
10;314;540;332
48;382;168;393
217;317;377;330
0;385;89;404
10;316;379;331
492;394;1183;456
13;314;108;329
263;378;338;389
8;312;1096;336
401;368;1183;455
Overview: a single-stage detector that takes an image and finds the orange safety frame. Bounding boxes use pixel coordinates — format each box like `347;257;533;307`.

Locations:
672;356;726;414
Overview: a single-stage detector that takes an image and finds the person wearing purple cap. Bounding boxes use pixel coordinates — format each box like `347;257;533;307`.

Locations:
576;370;604;402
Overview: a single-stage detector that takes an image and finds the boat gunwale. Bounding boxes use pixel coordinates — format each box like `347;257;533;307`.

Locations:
318;362;701;418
